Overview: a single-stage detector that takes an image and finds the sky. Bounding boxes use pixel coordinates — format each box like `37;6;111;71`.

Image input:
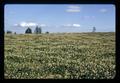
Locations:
4;4;115;34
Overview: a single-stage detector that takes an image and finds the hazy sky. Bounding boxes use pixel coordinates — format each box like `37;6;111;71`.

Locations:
4;4;115;33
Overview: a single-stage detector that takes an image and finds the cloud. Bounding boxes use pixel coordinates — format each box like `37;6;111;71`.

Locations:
73;24;80;27
40;24;46;27
63;24;72;27
63;24;80;27
14;24;19;26
66;9;80;12
20;22;38;27
99;9;107;13
66;5;80;13
13;22;47;28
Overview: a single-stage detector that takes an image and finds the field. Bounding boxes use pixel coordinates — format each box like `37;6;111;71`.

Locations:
4;32;116;79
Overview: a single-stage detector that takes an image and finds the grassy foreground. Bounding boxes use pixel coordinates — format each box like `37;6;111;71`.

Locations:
4;32;116;79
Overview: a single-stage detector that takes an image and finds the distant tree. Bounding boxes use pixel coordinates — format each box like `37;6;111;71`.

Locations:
34;26;42;34
34;26;38;34
14;32;16;34
25;27;32;34
46;31;49;34
6;30;12;34
92;27;96;32
38;27;42;34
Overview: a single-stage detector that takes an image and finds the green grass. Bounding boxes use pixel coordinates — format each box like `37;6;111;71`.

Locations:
4;32;116;79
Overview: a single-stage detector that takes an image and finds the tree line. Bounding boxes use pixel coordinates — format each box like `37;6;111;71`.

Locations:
5;26;96;34
5;26;49;34
25;26;42;34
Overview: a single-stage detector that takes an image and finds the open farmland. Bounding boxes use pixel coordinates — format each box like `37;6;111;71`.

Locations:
4;32;116;79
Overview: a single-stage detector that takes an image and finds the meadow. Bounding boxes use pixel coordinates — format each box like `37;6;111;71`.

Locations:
4;32;116;79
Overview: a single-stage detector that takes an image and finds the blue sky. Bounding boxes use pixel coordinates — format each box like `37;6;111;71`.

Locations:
4;4;115;34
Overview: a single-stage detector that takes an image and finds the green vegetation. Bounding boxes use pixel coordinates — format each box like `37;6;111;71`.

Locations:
4;32;115;79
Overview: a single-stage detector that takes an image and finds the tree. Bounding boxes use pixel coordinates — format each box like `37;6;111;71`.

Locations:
14;32;16;34
92;27;96;32
34;26;42;34
25;27;32;34
46;31;49;34
34;26;39;34
38;27;42;34
6;30;12;34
